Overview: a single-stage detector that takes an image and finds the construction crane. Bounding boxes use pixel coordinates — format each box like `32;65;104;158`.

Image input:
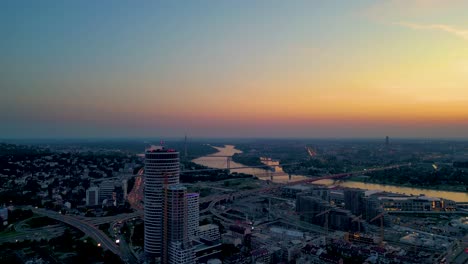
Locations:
316;209;332;237
351;214;363;233
184;134;188;159
370;212;385;246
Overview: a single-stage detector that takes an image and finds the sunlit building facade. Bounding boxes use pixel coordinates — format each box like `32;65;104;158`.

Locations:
379;196;457;212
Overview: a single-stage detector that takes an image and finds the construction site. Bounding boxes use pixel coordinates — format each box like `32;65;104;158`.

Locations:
196;179;466;264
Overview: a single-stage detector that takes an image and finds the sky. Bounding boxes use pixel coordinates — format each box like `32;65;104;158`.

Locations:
2;0;468;138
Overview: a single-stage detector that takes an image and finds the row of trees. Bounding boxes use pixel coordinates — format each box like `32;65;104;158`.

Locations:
365;166;468;188
0;228;122;264
231;153;264;167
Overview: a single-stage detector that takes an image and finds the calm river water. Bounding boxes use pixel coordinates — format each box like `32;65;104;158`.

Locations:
192;145;308;183
192;145;468;202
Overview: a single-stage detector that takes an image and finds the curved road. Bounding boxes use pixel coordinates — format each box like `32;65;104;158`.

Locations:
30;208;122;258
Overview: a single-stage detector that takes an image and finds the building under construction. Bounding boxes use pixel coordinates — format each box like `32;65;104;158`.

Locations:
296;194;364;233
344;188;365;216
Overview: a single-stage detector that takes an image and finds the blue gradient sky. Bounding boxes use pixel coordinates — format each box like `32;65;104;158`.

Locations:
2;1;468;138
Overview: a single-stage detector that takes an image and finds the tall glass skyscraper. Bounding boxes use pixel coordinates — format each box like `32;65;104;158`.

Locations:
144;146;180;257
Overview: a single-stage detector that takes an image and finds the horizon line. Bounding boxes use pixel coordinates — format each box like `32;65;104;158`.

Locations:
2;136;468;142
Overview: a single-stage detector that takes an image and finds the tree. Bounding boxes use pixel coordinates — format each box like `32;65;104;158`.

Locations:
103;250;124;264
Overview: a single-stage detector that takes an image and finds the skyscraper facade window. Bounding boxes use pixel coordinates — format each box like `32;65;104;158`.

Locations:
163;185;193;263
144;146;180;257
186;193;200;239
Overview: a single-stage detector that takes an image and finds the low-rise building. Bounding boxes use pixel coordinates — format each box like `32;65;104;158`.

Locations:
199;224;220;241
168;241;195;264
379;196;457;212
251;248;271;264
192;239;223;264
228;224;251;240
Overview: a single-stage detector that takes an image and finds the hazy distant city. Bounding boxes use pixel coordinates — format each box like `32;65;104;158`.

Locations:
0;138;467;264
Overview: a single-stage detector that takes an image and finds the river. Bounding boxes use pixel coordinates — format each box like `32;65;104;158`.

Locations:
191;145;308;183
314;179;468;202
192;145;468;202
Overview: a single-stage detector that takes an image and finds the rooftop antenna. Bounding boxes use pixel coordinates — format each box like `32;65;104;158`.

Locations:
184;133;188;158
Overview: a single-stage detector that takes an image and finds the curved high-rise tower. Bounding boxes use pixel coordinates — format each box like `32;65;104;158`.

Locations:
144;146;180;257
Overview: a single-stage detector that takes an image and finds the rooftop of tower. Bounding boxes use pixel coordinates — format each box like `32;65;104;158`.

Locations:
167;184;186;191
145;145;177;153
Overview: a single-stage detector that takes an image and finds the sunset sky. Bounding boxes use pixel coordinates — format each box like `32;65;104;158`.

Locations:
2;1;468;138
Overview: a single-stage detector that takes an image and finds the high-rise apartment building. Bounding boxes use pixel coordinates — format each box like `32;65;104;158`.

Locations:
186;193;199;239
86;186;99;206
99;180;115;204
165;185;188;244
144;146;180;257
344;189;365;216
163;185;194;264
198;224;220;241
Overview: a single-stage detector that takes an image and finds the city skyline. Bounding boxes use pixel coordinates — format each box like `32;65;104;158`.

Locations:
2;1;468;138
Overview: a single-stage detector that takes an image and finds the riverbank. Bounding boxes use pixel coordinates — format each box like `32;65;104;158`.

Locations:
181;161;254;183
231;153;264;167
315;178;468;202
194;145;468;201
192;144;307;183
347;176;468;193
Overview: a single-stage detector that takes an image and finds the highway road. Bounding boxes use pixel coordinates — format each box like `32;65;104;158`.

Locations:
0;217;67;244
118;234;140;264
88;211;143;262
0;226;66;244
81;211;143;226
30;208;123;258
24;210;145;263
128;168;144;211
